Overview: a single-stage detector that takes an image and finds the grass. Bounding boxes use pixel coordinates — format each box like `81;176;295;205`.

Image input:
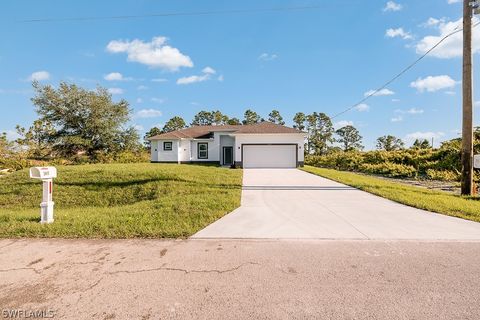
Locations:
302;166;480;223
0;163;242;238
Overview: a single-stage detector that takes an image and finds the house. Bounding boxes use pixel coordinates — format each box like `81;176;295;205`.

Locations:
148;122;306;168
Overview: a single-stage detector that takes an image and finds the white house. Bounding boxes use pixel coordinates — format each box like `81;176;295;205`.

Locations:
149;122;306;168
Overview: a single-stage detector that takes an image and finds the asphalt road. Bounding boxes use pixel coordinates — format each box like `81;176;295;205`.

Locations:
193;169;480;239
1;239;480;320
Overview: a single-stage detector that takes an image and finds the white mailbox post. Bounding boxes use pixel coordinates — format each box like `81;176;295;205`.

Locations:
29;167;57;224
474;155;480;169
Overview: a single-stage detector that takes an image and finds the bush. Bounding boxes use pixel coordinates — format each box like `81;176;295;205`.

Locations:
305;143;479;182
359;162;416;178
425;169;460;181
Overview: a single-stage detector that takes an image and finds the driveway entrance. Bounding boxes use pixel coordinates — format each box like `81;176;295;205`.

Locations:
193;169;480;239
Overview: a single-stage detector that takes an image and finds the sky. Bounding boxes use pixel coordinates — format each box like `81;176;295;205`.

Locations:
1;0;479;149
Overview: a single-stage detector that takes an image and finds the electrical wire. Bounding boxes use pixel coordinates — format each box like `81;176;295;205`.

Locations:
331;20;480;119
18;5;331;23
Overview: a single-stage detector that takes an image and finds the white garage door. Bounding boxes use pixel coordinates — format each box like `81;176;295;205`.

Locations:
243;145;297;168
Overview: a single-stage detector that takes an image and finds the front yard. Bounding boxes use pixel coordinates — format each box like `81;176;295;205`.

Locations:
0;163;243;238
302;166;480;223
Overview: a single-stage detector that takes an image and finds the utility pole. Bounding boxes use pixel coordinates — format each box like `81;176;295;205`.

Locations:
461;0;475;196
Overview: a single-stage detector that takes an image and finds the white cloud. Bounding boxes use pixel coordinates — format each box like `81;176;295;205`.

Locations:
444;90;456;95
106;36;193;71
386;28;413;40
447;0;461;4
383;1;402;12
177;74;210;85
364;88;395;97
217;75;224;82
107;87;124;95
151;98;165;104
475;101;480;107
410;75;457;92
404;131;445;143
355;103;370;112
423;17;445;27
136;98;143;103
391;116;403;122
392;98;400;102
28;71;50;81
137;85;148;90
151;78;168;82
3;130;20;141
334;120;353;128
135;108;162;118
415;17;480;58
176;66;217;85
258;53;278;61
134;124;144;131
202;66;216;74
104;72;132;81
406;107;424;114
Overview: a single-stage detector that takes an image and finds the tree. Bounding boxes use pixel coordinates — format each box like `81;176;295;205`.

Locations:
212;110;229;125
163;116;186;132
30;81;140;160
306;112;334;155
336;125;363;151
412;139;431;150
143;127;162;148
376;135;405;151
227;117;241;125
292;112;306;131
243;109;261;125
191;111;214;126
15;119;55;159
268;109;285;125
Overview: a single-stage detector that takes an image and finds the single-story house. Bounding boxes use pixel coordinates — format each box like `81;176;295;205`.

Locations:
148;122;306;168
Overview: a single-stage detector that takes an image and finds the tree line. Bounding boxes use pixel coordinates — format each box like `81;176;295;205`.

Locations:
1;81;436;167
146;110;432;154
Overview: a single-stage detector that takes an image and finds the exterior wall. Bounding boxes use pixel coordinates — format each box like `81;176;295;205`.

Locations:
233;134;306;167
151;140;180;162
190;139;218;162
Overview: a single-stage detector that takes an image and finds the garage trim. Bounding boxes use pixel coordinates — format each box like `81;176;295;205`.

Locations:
240;143;298;168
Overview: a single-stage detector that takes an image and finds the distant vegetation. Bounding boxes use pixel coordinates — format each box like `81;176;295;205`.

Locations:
306;131;480;183
1;81;479;186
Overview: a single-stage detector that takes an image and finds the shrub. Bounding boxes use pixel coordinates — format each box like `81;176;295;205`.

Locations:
425;169;460;181
359;162;416;178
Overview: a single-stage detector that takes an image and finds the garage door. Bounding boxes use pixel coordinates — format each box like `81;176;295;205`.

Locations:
243;145;297;168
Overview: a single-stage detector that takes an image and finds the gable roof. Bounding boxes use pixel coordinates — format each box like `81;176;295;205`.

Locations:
149;122;304;140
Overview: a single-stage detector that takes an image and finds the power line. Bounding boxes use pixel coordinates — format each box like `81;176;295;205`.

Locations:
331;20;480;119
18;5;331;23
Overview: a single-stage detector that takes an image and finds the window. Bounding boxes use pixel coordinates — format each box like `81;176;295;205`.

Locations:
163;142;173;151
198;143;208;159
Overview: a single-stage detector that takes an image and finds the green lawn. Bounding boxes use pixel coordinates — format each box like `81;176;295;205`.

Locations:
302;166;480;223
0;163;242;238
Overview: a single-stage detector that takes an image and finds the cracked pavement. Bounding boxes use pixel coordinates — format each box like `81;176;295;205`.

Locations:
1;239;480;319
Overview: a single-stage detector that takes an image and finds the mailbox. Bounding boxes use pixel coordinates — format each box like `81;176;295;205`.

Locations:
30;167;57;180
474;155;480;169
29;167;57;224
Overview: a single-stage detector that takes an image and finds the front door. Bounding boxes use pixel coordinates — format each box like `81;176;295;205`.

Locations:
223;147;233;165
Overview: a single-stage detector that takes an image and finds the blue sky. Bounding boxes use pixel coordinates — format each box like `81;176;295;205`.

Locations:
1;0;479;149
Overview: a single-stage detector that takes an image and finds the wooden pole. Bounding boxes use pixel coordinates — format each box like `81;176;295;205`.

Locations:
461;0;475;196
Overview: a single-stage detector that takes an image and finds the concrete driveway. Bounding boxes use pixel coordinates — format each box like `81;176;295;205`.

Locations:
193;169;480;240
